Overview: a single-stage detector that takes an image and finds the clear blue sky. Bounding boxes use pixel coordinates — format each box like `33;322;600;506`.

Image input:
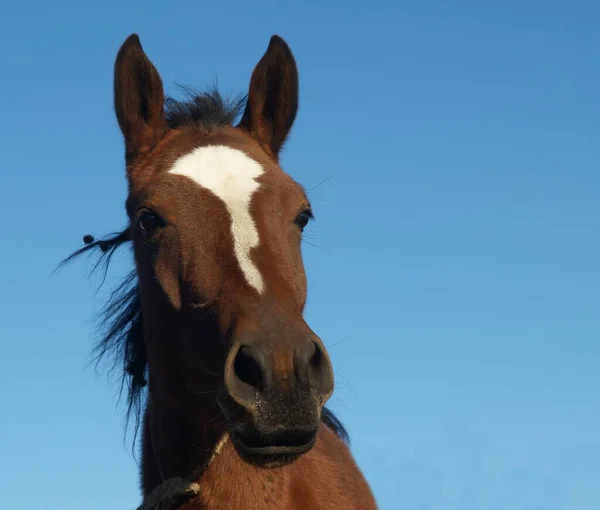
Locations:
1;1;599;508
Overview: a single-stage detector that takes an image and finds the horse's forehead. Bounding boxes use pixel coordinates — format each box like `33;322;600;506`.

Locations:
167;145;266;294
168;145;265;200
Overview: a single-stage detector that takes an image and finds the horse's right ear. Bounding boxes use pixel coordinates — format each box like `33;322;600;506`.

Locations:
113;34;167;160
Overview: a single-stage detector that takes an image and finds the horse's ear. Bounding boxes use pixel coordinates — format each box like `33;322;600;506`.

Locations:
238;35;299;159
113;34;167;160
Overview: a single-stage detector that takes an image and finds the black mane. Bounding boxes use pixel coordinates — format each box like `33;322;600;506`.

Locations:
164;85;246;130
62;89;348;445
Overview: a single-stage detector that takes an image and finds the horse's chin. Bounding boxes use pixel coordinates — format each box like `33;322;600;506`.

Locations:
230;431;317;469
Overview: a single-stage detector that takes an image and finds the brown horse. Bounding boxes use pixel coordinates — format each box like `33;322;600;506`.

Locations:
67;34;377;509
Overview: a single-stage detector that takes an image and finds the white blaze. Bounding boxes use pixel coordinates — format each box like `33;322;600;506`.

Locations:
168;145;265;294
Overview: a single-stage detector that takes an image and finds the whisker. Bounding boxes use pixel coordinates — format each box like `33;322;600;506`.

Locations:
334;372;357;397
301;238;324;249
304;174;335;192
326;336;350;349
185;383;219;395
325;397;347;412
196;365;220;377
210;401;236;424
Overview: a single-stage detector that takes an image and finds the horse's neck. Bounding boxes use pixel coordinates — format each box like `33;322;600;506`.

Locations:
143;409;378;510
143;397;295;509
144;396;226;487
181;437;295;510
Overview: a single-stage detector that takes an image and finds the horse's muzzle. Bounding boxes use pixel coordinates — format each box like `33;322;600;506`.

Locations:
218;333;334;467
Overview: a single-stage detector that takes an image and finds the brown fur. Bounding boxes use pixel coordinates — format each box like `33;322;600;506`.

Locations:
69;33;377;509
180;426;375;509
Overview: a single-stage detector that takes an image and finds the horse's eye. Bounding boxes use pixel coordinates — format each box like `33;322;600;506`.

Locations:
137;210;161;236
295;209;313;231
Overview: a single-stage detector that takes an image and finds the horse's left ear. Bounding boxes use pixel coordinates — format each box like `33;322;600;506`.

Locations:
114;34;167;162
238;35;299;159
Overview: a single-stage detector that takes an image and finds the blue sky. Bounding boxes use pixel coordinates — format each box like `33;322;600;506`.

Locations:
1;0;599;508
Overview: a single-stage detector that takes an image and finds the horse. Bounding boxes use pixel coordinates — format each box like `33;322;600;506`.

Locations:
66;33;378;509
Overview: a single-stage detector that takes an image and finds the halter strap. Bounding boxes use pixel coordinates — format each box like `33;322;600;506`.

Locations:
135;435;229;510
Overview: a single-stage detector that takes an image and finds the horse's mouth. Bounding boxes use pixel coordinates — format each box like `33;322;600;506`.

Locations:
231;430;317;468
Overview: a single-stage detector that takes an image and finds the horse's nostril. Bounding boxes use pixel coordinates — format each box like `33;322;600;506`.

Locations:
307;342;324;380
296;340;333;399
233;345;264;391
226;337;333;407
308;341;322;368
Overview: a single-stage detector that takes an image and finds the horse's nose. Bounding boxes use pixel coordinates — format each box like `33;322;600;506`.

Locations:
224;337;334;407
231;344;271;394
293;340;333;397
